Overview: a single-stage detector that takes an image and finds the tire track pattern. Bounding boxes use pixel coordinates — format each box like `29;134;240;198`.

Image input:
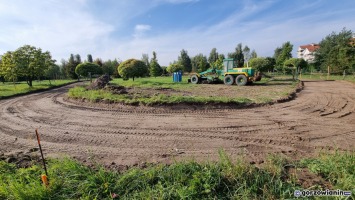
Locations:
0;81;354;165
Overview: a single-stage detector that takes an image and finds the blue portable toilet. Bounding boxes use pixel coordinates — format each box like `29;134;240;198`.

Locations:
173;71;182;82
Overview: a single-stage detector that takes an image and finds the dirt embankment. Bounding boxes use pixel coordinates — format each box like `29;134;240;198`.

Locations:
0;81;354;168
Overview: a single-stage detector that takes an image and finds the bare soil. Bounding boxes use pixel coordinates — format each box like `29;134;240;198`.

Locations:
0;81;354;169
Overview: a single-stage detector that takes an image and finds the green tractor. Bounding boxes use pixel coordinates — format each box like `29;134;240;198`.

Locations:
189;58;262;86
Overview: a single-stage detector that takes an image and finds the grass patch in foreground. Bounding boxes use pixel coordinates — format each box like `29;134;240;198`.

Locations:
1;151;353;199
0;80;76;99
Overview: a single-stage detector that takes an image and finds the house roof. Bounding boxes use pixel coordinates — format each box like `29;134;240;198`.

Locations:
299;44;320;52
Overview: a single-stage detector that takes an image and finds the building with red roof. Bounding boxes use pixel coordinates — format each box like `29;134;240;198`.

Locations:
297;43;320;63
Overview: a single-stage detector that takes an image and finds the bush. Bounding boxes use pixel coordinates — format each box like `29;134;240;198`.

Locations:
167;63;184;74
75;62;102;77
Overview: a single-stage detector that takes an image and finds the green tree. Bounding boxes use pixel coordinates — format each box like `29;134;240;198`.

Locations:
0;45;55;86
249;57;273;72
167;63;184;74
75;54;81;64
192;54;210;73
0;56;4;83
65;54;78;79
213;54;225;69
265;57;276;71
208;48;218;64
94;58;103;67
46;64;61;80
75;62;102;77
141;53;150;76
87;54;93;63
102;59;119;76
118;59;147;81
243;45;251;62
284;58;308;79
178;49;192;72
228;43;244;67
275;41;293;67
251;50;257;59
150;51;162;77
273;47;282;59
0;51;18;83
315;28;354;74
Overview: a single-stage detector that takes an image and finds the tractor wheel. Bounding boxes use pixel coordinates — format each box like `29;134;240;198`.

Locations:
235;75;247;86
224;75;234;85
190;75;200;84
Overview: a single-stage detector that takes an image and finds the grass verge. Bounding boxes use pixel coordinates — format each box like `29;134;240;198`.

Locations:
0;80;76;99
0;151;353;199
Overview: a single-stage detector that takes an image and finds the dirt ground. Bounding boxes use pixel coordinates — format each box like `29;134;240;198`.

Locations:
0;80;354;168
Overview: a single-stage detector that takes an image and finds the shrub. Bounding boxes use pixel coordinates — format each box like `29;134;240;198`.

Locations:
75;62;102;77
118;59;148;81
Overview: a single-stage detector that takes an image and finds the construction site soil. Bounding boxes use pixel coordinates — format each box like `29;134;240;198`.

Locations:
0;80;354;169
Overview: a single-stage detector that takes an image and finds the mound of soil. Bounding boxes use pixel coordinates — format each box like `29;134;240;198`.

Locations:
104;85;128;94
86;74;112;90
0;148;41;168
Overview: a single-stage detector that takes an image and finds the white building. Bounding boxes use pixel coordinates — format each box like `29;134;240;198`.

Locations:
297;43;320;63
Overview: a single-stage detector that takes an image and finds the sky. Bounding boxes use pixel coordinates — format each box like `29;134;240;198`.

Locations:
0;0;354;66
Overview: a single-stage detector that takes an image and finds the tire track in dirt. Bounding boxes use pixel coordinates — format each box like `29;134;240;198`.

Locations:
0;80;354;166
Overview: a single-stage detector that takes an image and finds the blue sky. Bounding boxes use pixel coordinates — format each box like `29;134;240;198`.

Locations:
0;0;354;66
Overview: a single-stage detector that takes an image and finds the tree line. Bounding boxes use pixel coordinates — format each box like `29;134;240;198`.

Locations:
1;28;353;85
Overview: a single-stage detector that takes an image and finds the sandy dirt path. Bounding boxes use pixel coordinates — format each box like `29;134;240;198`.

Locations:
0;81;354;166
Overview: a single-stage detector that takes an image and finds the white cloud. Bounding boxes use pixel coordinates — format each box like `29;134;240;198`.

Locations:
0;0;114;60
133;24;152;38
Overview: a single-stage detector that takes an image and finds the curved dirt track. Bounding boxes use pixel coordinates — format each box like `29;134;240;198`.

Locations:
0;81;354;166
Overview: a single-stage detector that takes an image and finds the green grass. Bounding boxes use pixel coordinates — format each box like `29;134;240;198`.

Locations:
0;80;76;99
68;86;253;105
110;76;271;89
299;151;355;190
1;151;353;199
300;74;355;83
68;76;296;105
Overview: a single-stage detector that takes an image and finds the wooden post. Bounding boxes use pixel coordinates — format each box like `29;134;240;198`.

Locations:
327;66;330;80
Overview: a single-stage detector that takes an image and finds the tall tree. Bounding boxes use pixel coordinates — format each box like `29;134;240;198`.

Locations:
228;43;244;67
315;28;354;73
273;47;282;59
208;48;219;64
59;59;67;78
192;54;210;73
102;59;117;76
87;54;93;63
141;53;150;76
150;51;162;77
0;45;54;86
214;54;225;70
275;41;293;67
65;54;78;79
94;58;103;67
74;54;82;65
251;50;257;59
178;49;192;72
243;45;251;62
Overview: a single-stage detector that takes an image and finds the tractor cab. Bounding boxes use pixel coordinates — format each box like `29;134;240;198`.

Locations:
223;58;235;72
